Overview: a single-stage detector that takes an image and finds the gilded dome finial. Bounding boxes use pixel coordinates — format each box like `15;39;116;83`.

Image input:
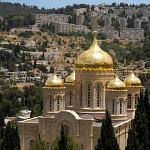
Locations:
94;31;97;39
76;31;113;70
92;31;98;45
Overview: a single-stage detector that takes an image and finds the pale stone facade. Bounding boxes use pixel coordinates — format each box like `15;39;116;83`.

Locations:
18;32;142;150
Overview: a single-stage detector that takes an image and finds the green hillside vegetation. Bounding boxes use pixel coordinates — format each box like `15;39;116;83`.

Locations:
0;79;43;117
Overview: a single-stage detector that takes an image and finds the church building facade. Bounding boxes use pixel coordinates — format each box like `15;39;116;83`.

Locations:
18;32;142;150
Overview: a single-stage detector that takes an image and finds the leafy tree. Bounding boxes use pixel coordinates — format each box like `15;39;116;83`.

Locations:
29;137;49;150
58;125;67;150
19;31;34;38
126;89;150;150
50;66;54;74
50;124;81;150
97;33;107;40
95;110;120;150
36;64;47;73
1;122;21;150
0;106;4;127
126;125;141;150
143;39;150;58
14;44;20;56
33;59;37;68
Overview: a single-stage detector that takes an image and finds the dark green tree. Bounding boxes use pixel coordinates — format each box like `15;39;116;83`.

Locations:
11;126;21;150
29;137;49;150
0;106;4;127
33;59;37;69
126;125;141;150
0;122;21;150
58;125;67;150
50;124;81;150
126;89;150;150
95;110;120;150
14;44;20;56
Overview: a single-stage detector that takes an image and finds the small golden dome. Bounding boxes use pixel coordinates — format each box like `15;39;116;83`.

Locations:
76;31;113;70
65;70;75;83
107;76;126;90
45;73;64;87
124;72;141;87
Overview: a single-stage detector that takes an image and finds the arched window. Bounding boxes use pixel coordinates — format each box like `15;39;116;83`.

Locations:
81;144;84;150
57;96;60;111
87;83;91;107
30;140;34;147
50;96;53;111
80;83;83;107
112;100;115;114
127;94;131;108
120;100;123;114
47;142;50;148
63;95;66;109
96;84;100;107
135;94;138;108
69;91;73;106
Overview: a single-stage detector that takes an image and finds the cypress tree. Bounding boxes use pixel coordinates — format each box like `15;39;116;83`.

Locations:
0;127;5;149
2;122;13;150
126;89;150;150
95;110;120;150
58;124;67;150
1;122;21;150
143;88;150;140
11;126;21;150
126;124;141;150
0;106;4;127
29;138;49;150
50;124;81;150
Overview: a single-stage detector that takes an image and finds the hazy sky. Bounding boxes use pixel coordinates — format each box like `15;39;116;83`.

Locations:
0;0;149;8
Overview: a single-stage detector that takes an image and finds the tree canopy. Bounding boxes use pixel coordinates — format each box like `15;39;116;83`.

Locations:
95;110;120;150
50;124;81;150
126;89;150;150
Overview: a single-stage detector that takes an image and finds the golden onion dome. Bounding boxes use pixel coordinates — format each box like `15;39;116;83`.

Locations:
76;31;113;70
124;72;141;87
45;73;64;87
107;76;126;90
65;70;75;83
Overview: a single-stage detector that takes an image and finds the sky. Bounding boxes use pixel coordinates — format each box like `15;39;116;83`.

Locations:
0;0;149;9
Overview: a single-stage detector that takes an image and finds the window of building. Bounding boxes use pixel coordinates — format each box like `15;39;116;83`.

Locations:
81;144;84;150
80;83;83;107
50;96;53;111
69;91;72;106
57;96;60;111
96;84;100;107
135;94;138;108
47;142;50;148
30;140;34;147
127;94;131;108
87;83;91;107
120;100;123;114
112;100;115;114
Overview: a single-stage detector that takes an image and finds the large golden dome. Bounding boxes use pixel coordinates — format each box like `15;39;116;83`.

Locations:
76;31;113;70
65;70;75;83
124;72;141;87
45;73;64;87
107;76;126;90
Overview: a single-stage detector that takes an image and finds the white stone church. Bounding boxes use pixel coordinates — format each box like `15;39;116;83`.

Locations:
18;32;142;150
